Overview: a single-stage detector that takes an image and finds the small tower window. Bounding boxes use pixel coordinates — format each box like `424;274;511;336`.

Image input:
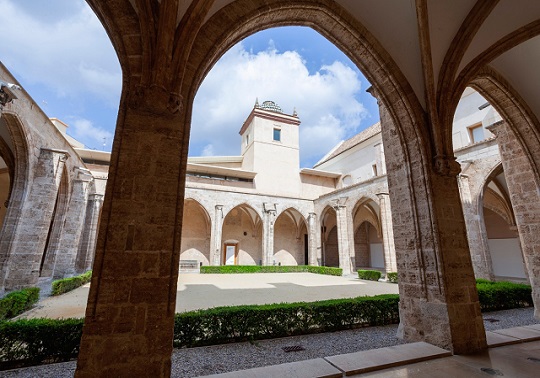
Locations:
273;128;281;142
246;134;249;146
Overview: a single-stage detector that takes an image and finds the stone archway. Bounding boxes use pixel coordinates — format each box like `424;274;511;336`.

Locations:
273;208;307;266
221;204;262;265
180;199;211;266
320;206;338;268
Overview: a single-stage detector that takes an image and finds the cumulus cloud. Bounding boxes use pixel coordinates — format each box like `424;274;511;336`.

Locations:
201;144;215;157
191;43;368;167
0;0;121;107
69;118;114;150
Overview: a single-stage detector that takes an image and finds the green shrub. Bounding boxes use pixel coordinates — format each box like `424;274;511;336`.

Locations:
0;318;83;369
475;278;493;285
357;270;382;281
0;287;40;321
51;271;92;296
476;280;533;312
386;272;398;283
173;294;400;347
200;265;342;276
0;280;534;369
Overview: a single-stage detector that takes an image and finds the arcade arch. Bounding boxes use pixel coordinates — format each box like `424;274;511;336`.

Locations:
273;208;308;266
179;199;211;266
221;204;262;265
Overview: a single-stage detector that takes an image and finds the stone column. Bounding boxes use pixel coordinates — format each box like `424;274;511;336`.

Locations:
210;205;223;265
377;193;397;273
54;168;93;278
262;203;276;265
75;193;104;273
488;121;540;317
75;85;186;377
0;148;68;291
457;173;494;280
374;91;485;354
308;212;319;265
333;200;352;275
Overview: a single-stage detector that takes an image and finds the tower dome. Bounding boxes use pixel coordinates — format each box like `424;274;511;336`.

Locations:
258;100;283;113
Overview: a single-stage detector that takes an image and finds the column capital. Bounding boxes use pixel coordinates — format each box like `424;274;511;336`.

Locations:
263;202;277;214
40;148;69;161
129;84;183;115
433;155;461;177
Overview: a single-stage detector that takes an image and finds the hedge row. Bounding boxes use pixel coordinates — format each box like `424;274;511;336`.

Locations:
0;318;83;370
0;280;533;369
476;280;533;312
357;270;381;281
0;288;40;321
51;271;92;296
173;294;399;347
200;265;343;276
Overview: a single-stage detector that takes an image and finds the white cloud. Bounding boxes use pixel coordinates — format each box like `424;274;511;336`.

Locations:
201;144;215;156
191;43;367;167
0;0;121;107
69;118;114;150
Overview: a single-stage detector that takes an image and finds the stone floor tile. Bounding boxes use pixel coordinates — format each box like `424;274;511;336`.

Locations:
323;342;451;375
486;330;521;347
198;358;343;378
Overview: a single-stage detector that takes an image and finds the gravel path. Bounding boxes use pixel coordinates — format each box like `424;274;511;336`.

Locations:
3;307;539;377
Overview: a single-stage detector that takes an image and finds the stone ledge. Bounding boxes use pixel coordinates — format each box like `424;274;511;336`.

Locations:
199;358;343;378
486;331;522;347
324;342;451;376
491;326;540;342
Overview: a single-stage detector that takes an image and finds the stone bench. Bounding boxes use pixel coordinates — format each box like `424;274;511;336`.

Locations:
179;260;199;271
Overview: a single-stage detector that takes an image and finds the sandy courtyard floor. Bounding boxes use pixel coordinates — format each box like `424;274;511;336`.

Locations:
18;273;399;319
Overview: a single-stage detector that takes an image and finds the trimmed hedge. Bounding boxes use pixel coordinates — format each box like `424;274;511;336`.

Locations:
0;318;83;370
200;265;343;276
0;287;40;321
51;271;92;296
358;270;382;281
386;272;398;283
173;294;399;347
476;280;533;312
0;280;534;369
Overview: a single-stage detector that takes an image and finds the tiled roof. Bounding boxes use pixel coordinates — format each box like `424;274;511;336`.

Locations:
314;122;381;167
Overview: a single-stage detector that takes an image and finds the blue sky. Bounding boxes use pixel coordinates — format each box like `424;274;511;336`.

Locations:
0;0;379;168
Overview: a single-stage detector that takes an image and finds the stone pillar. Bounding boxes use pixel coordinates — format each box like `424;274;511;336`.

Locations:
308;212;319;266
333;200;352;275
262;203;276;265
377;193;397;273
457;173;494;280
0;148;68;291
75;85;186;377
488;121;540;317
210;205;223;265
75;193;104;273
375;94;485;354
54;168;93;278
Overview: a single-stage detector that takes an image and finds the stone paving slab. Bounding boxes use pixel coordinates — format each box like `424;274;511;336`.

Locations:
199;358;343;378
491;326;540;342
486;331;521;347
324;342;451;376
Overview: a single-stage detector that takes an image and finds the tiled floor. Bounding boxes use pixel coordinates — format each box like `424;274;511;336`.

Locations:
356;340;540;377
204;326;540;377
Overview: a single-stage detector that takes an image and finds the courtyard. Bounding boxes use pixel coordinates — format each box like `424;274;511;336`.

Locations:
20;273;399;319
